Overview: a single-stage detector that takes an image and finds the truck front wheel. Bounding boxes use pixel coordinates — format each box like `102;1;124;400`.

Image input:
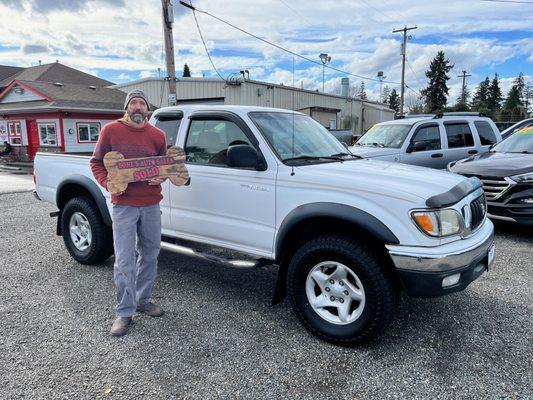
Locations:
61;197;113;265
287;235;397;346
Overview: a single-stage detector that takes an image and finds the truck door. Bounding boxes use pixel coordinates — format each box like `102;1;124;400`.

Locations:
167;111;276;257
400;123;446;168
152;110;183;232
443;121;477;166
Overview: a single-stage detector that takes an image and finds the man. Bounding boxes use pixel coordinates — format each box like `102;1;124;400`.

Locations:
90;89;167;336
0;141;11;156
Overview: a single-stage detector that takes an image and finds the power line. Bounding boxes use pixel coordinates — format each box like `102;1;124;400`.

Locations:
188;1;228;82
277;0;314;25
179;1;403;86
406;57;424;85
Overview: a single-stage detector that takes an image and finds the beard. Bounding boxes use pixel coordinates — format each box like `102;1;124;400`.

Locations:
127;109;147;124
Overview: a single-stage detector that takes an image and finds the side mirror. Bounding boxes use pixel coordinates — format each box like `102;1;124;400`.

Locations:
407;141;427;153
227;145;263;170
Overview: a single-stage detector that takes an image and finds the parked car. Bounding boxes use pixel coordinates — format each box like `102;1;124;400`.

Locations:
328;129;359;146
500;118;533;140
349;112;501;169
34;105;495;346
449;126;533;225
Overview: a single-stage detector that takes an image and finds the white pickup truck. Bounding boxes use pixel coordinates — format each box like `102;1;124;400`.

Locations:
34;105;495;346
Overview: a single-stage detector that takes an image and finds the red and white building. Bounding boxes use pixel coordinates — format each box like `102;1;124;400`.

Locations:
0;62;127;160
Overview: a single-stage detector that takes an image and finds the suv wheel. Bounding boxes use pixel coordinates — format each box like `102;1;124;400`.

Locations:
61;197;113;264
287;235;397;346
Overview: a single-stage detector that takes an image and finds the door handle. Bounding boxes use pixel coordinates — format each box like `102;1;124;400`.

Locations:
468;150;478;155
431;153;443;158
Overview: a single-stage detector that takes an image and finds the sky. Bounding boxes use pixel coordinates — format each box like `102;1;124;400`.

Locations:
0;0;532;106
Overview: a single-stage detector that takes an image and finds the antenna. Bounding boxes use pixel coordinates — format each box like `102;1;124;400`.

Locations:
291;55;295;176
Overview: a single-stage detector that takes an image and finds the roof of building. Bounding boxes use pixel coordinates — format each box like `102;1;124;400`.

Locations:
0;62;114;88
0;65;24;84
111;77;393;110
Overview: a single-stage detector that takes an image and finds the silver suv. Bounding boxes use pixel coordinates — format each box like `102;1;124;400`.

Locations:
349;112;502;169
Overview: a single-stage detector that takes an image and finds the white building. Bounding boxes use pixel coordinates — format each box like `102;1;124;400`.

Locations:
111;77;394;135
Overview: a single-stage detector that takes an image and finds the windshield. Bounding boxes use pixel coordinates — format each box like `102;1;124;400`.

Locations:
357;124;412;148
492;127;533;153
249;112;351;163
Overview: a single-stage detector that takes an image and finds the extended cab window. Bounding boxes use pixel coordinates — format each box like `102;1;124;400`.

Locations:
154;112;182;148
445;123;474;148
474;121;497;145
185;119;251;166
410;125;441;151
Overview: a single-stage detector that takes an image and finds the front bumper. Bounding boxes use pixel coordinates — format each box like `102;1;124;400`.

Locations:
386;219;494;297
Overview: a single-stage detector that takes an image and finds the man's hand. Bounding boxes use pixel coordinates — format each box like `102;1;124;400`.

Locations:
148;177;167;185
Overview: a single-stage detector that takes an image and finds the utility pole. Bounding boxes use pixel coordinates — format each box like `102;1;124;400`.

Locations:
457;70;471;105
161;0;177;106
393;26;417;116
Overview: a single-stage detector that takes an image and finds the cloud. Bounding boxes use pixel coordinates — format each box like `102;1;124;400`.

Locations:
0;0;125;13
139;70;155;79
21;44;50;54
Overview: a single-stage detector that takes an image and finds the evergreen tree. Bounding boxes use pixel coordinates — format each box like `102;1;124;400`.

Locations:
182;63;191;77
471;77;490;110
504;73;525;110
420;51;454;112
487;74;503;112
382;85;391;104
456;86;470;107
389;89;400;113
359;81;367;100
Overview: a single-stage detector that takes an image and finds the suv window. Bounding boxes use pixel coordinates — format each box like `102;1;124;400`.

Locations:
154;114;182;148
445;123;474;148
474;121;497;145
410;125;441;151
185;119;252;166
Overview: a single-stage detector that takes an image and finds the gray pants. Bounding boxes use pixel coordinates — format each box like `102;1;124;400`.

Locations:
112;204;161;317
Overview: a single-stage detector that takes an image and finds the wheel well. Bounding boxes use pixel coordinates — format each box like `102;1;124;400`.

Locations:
56;182;112;227
57;183;93;210
272;216;402;305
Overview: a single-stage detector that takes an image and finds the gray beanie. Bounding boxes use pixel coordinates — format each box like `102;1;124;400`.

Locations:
124;89;150;111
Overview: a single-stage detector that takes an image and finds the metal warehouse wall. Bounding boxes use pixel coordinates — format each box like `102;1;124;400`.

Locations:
111;78;394;134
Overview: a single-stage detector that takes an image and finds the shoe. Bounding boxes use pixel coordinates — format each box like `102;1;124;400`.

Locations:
110;317;133;336
137;302;164;317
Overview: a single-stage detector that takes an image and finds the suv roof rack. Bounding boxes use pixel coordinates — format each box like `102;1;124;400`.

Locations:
433;112;486;119
396;114;434;119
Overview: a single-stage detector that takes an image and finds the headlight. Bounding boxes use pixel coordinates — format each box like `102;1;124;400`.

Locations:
510;172;533;183
446;161;456;172
411;209;463;237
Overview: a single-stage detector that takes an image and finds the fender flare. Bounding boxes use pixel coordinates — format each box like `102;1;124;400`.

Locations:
56;175;112;226
275;202;399;261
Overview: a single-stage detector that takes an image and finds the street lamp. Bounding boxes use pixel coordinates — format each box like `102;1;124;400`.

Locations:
377;71;386;103
319;53;331;92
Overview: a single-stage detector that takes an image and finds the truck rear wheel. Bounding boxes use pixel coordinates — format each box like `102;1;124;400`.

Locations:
61;197;113;265
287;235;397;346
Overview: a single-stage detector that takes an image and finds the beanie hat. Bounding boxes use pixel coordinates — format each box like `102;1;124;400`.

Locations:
124;89;150;111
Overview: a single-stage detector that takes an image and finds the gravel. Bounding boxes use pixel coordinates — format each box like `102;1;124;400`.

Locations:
0;191;531;399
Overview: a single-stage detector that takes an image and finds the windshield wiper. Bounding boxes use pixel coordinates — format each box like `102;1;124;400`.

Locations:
283;155;347;163
330;152;363;159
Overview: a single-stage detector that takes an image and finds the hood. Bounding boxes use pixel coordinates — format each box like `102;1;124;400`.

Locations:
348;145;400;159
451;151;533;177
290;158;466;205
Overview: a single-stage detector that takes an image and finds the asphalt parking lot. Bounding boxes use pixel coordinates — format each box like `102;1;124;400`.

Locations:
1;187;532;399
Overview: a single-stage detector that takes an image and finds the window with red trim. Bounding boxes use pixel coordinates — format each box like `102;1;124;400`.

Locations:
38;123;57;146
77;122;101;143
8;121;22;146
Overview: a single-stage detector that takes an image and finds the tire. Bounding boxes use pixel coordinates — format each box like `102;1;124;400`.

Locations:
61;197;114;265
287;235;398;346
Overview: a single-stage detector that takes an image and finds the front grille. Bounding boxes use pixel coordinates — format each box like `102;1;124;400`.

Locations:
470;194;486;230
464;175;512;201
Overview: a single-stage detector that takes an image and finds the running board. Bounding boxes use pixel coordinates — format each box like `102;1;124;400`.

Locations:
160;240;270;269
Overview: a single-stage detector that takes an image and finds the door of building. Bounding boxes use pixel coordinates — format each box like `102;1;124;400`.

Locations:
26;120;40;160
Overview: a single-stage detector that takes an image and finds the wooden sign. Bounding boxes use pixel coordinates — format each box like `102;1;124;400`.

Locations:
103;146;189;194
